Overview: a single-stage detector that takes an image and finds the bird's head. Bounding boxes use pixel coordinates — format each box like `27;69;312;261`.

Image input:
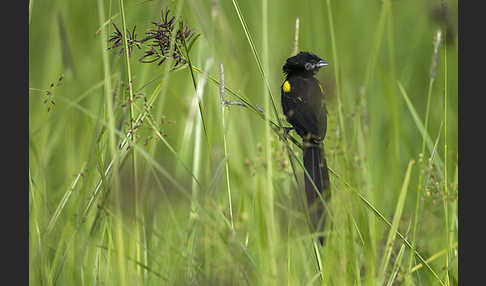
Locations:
282;51;328;76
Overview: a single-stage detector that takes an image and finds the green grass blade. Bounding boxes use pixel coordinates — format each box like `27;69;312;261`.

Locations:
386;244;406;286
230;0;282;126
409;241;458;274
46;162;86;234
181;29;209;142
398;81;444;174
52;95;190;208
97;245;168;281
325;0;346;148
379;160;415;283
329;167;447;286
219;63;234;228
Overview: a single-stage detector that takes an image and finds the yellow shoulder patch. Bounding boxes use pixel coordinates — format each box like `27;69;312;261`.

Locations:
319;83;325;95
283;81;291;93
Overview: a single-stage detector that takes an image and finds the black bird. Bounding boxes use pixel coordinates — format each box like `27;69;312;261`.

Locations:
281;51;330;244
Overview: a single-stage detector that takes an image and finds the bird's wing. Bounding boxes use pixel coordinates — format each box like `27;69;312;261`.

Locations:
281;77;326;140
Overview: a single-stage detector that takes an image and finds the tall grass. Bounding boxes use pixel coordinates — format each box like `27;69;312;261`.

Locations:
29;0;458;285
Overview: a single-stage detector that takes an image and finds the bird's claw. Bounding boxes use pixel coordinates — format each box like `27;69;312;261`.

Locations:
282;127;294;139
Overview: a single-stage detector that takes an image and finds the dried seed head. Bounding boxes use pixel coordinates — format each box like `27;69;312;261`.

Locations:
108;23;141;56
138;8;198;68
430;30;442;80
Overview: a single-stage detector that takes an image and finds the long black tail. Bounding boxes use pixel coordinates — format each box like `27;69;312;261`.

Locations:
303;141;330;244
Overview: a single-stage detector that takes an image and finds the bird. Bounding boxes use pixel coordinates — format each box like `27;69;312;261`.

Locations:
281;51;331;244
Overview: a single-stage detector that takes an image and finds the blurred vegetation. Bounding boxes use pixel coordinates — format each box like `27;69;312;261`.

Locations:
29;0;457;285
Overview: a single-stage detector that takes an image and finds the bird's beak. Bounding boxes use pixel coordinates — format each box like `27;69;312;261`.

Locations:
316;59;328;67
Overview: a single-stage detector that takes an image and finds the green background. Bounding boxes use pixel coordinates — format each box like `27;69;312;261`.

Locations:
29;0;458;285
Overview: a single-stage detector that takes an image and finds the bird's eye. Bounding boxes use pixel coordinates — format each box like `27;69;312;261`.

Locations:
305;63;313;70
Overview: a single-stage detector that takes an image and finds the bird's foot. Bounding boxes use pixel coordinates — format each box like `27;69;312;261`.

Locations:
281;127;294;140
